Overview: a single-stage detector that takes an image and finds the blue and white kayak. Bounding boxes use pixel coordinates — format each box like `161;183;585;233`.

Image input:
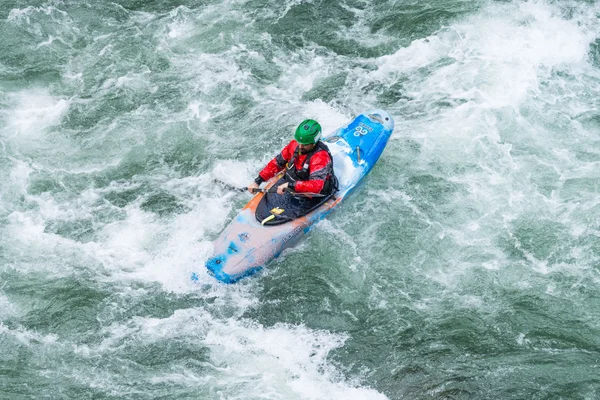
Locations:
199;110;394;283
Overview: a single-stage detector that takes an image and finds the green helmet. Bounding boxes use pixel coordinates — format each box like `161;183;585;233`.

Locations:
294;119;322;145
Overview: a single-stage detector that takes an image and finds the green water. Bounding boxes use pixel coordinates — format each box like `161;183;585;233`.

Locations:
1;0;600;398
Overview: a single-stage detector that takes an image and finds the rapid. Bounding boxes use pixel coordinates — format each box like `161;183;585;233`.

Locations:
1;0;600;398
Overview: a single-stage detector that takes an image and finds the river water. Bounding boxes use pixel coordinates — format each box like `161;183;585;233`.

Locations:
1;0;600;399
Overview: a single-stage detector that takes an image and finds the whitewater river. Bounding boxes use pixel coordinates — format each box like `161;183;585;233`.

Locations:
1;0;600;398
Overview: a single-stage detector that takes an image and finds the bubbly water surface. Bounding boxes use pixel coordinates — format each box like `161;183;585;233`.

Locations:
1;0;600;398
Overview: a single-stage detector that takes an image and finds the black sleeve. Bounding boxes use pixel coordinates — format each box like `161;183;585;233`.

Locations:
275;153;287;168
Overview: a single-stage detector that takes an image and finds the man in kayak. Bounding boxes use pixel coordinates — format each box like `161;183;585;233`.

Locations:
248;119;336;196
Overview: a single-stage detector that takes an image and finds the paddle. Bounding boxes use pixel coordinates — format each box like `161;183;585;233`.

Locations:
214;180;326;197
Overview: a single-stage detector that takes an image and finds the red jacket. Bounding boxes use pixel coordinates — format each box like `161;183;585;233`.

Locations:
258;140;333;193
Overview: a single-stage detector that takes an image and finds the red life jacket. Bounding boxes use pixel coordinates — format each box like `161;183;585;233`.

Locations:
258;140;337;194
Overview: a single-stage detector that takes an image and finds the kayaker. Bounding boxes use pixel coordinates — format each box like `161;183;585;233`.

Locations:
248;119;335;196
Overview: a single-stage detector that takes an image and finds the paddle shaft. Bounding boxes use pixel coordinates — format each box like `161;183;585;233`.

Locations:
253;186;326;197
216;181;325;197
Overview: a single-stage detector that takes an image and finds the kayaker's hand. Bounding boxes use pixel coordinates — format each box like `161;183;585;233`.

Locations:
277;182;289;195
248;182;259;194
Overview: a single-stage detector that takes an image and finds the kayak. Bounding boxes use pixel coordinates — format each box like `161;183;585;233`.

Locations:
199;110;394;284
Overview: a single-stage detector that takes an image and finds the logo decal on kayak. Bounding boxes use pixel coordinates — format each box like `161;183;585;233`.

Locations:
354;122;373;137
283;226;303;244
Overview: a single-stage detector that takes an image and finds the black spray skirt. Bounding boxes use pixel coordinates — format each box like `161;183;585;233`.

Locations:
255;178;335;226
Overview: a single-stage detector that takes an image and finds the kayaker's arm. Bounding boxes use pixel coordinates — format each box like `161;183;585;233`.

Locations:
254;140;296;183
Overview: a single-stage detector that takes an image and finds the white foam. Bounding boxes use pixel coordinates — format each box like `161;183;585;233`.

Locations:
361;2;600;289
0;5;391;399
0;294;18;319
303;100;349;135
212;160;255;188
2;89;70;138
95;308;387;399
0;323;59;345
121;206;231;292
99;67;154;92
166;6;195;39
7;6;67;24
205;319;387;399
8;160;33;196
374;1;597;103
327;139;362;191
336;3;395;48
187;101;211;122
